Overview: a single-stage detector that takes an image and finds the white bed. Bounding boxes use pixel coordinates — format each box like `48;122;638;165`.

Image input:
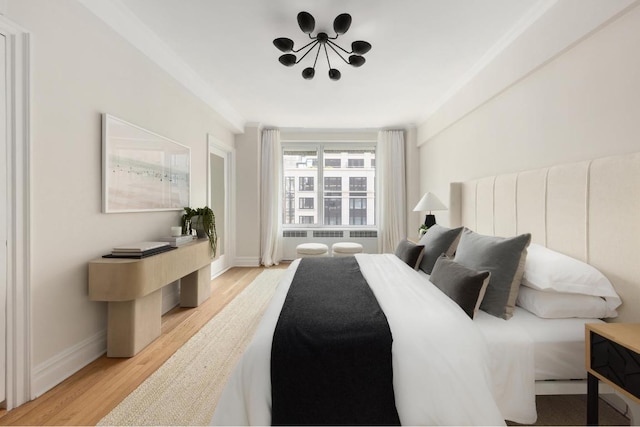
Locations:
212;253;612;425
212;152;638;425
213;254;508;426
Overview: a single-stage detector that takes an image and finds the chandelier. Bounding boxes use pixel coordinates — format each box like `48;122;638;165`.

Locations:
273;11;372;81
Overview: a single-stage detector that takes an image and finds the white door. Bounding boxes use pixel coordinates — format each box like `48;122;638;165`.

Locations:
207;136;234;277
0;32;8;404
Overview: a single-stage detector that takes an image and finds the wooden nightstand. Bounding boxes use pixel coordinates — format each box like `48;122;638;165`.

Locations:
586;323;640;426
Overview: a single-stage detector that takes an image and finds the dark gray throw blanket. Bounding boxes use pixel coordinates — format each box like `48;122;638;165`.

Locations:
270;257;400;426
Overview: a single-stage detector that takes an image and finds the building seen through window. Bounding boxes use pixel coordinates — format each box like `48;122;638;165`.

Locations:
282;146;375;226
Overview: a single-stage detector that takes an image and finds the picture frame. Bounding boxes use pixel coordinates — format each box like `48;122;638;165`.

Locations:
102;114;191;213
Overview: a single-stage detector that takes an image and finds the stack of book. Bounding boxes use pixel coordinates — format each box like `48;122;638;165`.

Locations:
106;241;174;259
157;235;195;247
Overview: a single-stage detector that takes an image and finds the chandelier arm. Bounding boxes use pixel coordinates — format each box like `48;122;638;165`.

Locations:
323;43;333;69
327;39;352;55
292;39;318;53
326;42;350;65
312;42;321;69
295;41;320;64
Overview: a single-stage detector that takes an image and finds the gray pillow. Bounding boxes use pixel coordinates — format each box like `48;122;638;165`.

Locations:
453;228;531;320
429;255;491;319
394;239;424;270
417;225;464;274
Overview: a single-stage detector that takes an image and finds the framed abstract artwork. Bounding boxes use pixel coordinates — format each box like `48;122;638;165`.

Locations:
102;114;191;213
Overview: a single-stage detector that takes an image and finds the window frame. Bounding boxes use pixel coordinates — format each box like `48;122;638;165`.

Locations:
282;141;376;228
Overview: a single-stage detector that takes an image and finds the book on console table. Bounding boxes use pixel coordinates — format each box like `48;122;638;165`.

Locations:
157;235;195;247
104;241;175;258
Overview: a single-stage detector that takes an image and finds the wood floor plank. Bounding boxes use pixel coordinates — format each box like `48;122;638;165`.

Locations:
0;265;286;426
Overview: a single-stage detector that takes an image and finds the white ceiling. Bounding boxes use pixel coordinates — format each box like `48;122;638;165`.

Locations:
114;0;542;130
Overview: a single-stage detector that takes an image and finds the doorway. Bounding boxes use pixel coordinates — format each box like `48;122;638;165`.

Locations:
207;135;235;277
0;15;31;410
0;32;7;406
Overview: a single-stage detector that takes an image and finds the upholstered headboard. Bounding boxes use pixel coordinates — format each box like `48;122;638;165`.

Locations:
450;152;640;322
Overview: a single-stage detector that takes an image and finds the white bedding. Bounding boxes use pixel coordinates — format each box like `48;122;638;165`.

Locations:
507;307;603;381
212;254;507;426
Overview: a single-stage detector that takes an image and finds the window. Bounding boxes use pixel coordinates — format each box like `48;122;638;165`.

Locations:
284;177;295;224
349;198;367;225
299;176;314;191
348;158;364;168
324;177;342;192
325;158;341;168
299;197;314;209
324;198;342;225
349;177;366;192
282;145;375;226
299;215;314;224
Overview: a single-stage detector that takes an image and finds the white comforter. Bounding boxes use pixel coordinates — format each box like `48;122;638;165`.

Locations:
212;254;508;426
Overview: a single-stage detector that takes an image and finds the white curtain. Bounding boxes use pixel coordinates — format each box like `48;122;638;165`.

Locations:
260;129;283;266
377;130;407;253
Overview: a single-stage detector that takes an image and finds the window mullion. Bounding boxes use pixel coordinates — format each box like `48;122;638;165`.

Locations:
317;144;324;226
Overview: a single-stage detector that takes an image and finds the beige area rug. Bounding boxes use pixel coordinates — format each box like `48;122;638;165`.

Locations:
98;268;285;426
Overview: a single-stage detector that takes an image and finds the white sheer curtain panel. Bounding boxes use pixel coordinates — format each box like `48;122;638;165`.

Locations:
260;129;283;266
377;130;407;253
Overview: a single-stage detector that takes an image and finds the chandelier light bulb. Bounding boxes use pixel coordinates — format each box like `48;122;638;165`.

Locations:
297;11;315;34
302;67;315;79
329;69;341;80
333;13;352;35
278;54;297;67
352;41;372;55
273;38;294;53
348;55;365;67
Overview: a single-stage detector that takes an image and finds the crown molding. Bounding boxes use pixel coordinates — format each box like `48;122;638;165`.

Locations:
423;0;558;120
417;0;640;144
77;0;245;133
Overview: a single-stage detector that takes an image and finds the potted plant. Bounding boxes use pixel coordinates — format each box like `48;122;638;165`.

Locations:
181;206;217;257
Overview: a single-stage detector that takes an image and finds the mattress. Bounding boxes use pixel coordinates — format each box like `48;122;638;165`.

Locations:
507;307;603;381
420;269;602;382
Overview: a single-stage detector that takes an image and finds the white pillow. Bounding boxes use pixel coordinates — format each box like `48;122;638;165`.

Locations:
522;243;621;318
516;286;611;319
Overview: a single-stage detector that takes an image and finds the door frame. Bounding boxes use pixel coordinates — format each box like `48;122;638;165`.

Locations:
0;16;31;410
206;135;235;277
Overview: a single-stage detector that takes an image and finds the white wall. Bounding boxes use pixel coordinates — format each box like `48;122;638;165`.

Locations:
417;2;640;224
234;125;261;266
4;0;235;396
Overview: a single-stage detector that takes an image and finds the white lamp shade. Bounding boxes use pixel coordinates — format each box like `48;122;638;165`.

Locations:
413;192;447;212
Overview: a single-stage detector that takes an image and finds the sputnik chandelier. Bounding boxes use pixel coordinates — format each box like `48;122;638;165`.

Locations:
273;11;372;81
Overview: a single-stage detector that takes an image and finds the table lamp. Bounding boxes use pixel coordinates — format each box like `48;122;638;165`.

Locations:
413;192;447;228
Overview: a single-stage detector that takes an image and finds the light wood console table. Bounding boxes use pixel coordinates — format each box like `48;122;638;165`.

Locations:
89;239;212;357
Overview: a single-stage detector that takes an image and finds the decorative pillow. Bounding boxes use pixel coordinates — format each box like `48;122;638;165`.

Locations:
516;286;611;319
417;225;464;274
453;228;531;320
429;255;490;319
394;239;425;270
522;243;621;317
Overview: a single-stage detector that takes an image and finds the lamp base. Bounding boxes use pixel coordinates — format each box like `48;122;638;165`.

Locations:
424;214;436;228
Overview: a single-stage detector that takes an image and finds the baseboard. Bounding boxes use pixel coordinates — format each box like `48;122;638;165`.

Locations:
234;257;260;267
32;329;107;399
211;266;231;280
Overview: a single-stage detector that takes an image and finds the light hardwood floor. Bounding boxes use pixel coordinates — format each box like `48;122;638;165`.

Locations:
0;265;286;426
